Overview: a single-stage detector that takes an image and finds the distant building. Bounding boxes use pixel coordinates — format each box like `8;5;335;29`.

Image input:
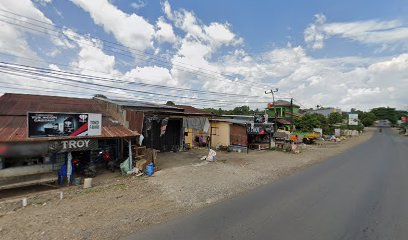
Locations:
266;100;300;118
305;107;342;117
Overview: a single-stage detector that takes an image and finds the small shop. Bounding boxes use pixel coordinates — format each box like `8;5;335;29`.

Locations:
143;115;184;152
94;97;212;152
183;117;211;148
0;93;139;190
247;123;274;150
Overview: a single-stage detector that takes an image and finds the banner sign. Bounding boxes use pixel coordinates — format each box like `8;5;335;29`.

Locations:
28;112;102;138
247;124;273;135
348;114;359;126
49;139;98;153
402;116;407;124
254;115;269;124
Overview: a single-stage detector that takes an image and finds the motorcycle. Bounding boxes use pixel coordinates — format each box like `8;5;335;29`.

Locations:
95;149;117;172
72;158;97;178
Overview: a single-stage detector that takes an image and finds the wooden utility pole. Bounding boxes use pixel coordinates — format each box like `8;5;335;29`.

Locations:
265;88;278;133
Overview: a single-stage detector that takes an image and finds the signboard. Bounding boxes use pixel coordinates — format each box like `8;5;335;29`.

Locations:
402;116;407;124
247;124;273;135
28;112;102;138
348;114;359;126
313;128;323;137
254;115;266;124
49;139;98;153
334;129;341;137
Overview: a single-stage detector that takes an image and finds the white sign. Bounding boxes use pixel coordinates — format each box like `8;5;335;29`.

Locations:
348;114;359;126
335;129;341;137
87;113;102;136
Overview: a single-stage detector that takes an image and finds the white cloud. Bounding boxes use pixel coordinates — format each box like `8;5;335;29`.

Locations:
72;0;155;51
0;0;54;59
63;29;118;76
155;17;177;44
123;66;178;86
164;1;242;49
130;0;146;10
305;14;408;50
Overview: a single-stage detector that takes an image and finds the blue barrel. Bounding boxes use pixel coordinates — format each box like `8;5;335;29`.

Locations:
146;162;154;176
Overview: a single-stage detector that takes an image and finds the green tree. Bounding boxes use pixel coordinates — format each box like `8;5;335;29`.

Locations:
371;107;397;124
166;101;176;106
294;113;322;132
359;112;377;126
328;112;343;124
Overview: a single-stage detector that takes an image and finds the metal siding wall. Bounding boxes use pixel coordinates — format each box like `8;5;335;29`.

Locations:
230;124;247;146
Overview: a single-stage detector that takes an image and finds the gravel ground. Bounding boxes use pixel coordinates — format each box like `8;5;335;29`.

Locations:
0;128;374;240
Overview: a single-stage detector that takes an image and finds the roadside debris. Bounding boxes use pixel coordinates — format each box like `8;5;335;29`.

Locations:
200;149;217;161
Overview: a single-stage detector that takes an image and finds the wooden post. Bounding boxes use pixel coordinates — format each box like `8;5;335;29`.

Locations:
128;138;132;170
246;123;249;154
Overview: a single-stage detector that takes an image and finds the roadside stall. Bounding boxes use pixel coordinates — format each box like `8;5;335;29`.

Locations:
0;93;139;190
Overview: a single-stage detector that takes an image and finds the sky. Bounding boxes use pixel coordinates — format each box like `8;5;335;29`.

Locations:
0;0;408;111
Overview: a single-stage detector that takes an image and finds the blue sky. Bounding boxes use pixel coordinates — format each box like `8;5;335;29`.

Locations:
0;0;408;110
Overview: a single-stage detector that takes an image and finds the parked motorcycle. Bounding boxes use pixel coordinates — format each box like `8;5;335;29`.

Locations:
72;158;97;178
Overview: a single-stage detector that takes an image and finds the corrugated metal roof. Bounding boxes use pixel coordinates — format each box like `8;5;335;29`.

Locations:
98;97;183;111
175;105;212;116
0;93;139;143
0;93;105;115
211;118;252;125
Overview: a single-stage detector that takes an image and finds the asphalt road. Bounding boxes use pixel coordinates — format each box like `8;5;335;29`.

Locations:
127;129;408;240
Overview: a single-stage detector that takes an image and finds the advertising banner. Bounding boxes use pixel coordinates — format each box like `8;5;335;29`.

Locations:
28;112;102;138
402;116;407;124
348;114;359;126
254;115;266;123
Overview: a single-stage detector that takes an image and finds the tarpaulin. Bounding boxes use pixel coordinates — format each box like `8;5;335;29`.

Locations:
183;117;210;133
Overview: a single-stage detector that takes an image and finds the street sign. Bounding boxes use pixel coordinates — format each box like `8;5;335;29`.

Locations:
348;114;359;126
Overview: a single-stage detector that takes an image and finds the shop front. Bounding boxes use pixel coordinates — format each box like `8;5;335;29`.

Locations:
0;93;139;190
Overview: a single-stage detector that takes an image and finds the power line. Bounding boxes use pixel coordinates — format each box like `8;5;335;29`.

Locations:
0;8;271;87
0;10;269;90
0;61;270;105
0;52;268;100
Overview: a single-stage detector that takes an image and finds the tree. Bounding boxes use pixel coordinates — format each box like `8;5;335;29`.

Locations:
360;112;377;126
370;107;397;124
328;112;343;124
294;114;322;132
166;101;176;106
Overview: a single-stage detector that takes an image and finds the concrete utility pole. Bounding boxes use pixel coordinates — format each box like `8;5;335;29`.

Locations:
265;88;278;133
290;98;294;132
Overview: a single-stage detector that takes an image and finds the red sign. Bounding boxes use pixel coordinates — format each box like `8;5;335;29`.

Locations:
402;116;407;123
267;103;273;109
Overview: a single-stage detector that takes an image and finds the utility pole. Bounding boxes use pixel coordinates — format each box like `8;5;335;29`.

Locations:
265;88;278;133
290;98;294;132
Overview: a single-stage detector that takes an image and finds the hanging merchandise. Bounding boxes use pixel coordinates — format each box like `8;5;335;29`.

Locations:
160;118;169;136
203;118;210;133
139;135;144;145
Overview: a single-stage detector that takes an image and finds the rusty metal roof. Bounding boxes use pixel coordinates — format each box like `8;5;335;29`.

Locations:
175;105;213;116
0;93;139;143
0;93;106;116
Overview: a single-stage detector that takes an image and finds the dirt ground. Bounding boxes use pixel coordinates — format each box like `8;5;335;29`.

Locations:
0;128;375;240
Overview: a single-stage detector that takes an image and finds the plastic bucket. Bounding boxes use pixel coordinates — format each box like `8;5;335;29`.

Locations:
146;163;154;176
